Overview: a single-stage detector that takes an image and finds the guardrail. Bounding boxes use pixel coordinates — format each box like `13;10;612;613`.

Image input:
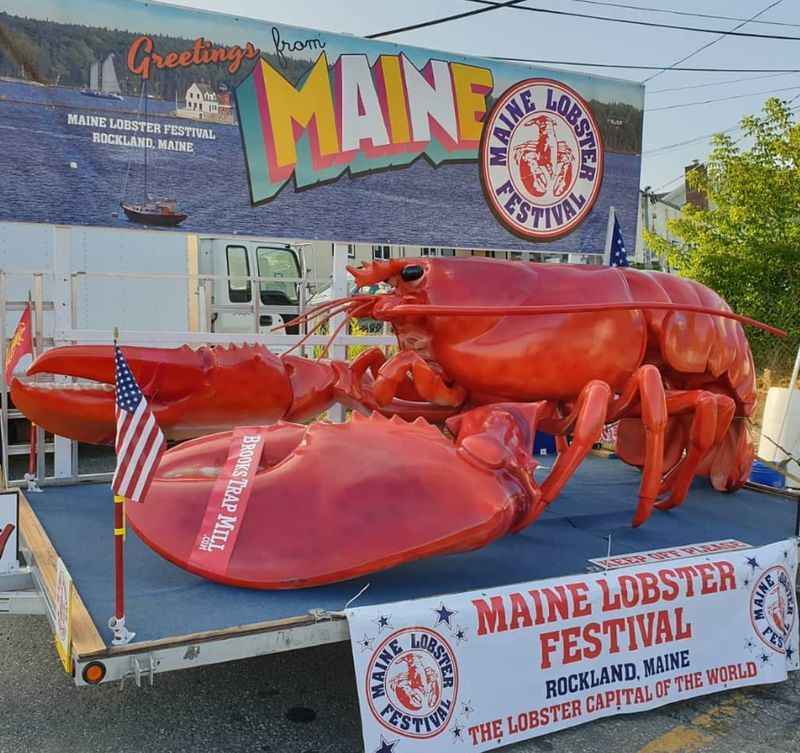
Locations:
0;246;391;485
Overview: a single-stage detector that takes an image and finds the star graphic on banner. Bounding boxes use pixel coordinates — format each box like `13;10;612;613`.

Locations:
450;724;464;742
760;652;771;664
359;634;375;652
786;646;795;662
374;735;399;753
373;614;392;632
746;556;760;571
454;625;468;643
434;602;457;627
460;700;475;717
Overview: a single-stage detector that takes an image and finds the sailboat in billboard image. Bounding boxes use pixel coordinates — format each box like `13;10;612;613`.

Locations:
120;82;187;227
81;54;124;101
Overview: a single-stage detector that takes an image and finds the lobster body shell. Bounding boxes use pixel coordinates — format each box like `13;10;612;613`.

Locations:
385;260;755;415
128;410;541;589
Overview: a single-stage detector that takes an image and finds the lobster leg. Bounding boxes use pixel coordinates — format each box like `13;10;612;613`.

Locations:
607;365;668;527
539;380;611;505
541;367;668;526
372;351;467;407
656;391;735;511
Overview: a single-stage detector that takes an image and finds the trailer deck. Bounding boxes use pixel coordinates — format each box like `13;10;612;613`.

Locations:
16;455;799;685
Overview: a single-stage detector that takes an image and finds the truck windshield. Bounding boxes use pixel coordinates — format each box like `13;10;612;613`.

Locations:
256;247;300;305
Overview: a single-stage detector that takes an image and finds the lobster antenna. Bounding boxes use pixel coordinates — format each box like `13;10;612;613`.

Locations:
280;299;371;358
389;302;787;337
272;294;376;332
318;300;374;359
271;296;353;333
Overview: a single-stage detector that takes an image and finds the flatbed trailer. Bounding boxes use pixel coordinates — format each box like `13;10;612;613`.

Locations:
3;456;798;687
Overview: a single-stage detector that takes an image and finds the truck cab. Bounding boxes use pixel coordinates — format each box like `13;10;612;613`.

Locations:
199;237;304;334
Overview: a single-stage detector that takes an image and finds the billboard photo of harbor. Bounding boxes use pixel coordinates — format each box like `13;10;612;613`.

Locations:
0;1;644;251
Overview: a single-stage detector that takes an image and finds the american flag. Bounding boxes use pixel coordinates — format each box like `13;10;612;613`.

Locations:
112;345;165;502
609;216;629;267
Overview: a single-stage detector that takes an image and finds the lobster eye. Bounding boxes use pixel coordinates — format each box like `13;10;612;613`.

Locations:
401;265;424;282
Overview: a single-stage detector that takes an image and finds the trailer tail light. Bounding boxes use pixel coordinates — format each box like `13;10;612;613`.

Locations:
82;661;106;685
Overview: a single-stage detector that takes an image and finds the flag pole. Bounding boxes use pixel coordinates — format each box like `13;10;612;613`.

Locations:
109;327;134;646
603;206;616;265
24;292;41;494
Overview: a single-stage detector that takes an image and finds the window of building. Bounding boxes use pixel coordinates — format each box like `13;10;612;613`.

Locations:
226;245;251;303
440;248;456;257
331;244;356;258
372;245;391;260
420;247;437;256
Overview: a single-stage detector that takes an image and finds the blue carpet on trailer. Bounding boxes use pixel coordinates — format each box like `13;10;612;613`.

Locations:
27;456;797;644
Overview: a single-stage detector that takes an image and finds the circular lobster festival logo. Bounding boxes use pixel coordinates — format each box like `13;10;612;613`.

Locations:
366;627;458;739
749;565;796;654
480;78;603;240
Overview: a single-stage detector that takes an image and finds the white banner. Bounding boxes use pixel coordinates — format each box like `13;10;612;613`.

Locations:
347;539;798;753
0;491;19;575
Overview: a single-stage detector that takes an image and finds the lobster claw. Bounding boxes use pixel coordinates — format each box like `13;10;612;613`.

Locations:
127;406;546;589
11;344;294;444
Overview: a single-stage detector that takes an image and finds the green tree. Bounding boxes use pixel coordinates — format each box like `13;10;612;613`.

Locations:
645;97;800;372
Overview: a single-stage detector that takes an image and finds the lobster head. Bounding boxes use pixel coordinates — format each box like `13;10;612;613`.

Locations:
347;256;539;321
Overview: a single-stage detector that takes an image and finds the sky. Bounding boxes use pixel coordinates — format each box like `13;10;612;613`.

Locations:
153;0;799;194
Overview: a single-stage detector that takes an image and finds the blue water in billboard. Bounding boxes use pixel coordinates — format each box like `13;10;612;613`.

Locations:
0;80;641;252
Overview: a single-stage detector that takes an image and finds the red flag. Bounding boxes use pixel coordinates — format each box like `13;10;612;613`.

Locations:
4;303;33;384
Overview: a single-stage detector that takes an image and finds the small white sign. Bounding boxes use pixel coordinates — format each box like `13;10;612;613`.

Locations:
588;539;751;571
54;557;73;673
0;491;19;574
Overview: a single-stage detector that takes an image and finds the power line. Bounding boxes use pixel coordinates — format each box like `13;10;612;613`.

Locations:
567;0;800;30
645;104;800;190
647;103;800;153
651;173;685;193
491;58;800;73
649;72;797;94
367;0;525;39
641;0;784;84
644;125;742;156
647;84;800;112
464;0;800;42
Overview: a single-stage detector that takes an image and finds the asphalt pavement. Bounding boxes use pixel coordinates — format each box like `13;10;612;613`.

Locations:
1;615;798;753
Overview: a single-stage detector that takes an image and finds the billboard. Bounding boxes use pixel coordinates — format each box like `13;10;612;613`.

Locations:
0;0;644;251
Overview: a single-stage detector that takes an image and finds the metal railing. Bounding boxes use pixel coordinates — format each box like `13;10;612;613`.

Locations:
0;249;393;486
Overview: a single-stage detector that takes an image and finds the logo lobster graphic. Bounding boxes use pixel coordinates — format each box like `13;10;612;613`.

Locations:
768;591;787;635
389;654;442;713
512;115;576;200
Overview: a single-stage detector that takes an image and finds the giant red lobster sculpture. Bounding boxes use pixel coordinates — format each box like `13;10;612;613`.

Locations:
11;258;783;587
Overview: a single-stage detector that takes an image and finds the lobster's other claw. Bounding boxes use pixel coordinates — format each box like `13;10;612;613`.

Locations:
11;376;117;444
14;344;294;444
127;410;545;589
449;402;548;531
